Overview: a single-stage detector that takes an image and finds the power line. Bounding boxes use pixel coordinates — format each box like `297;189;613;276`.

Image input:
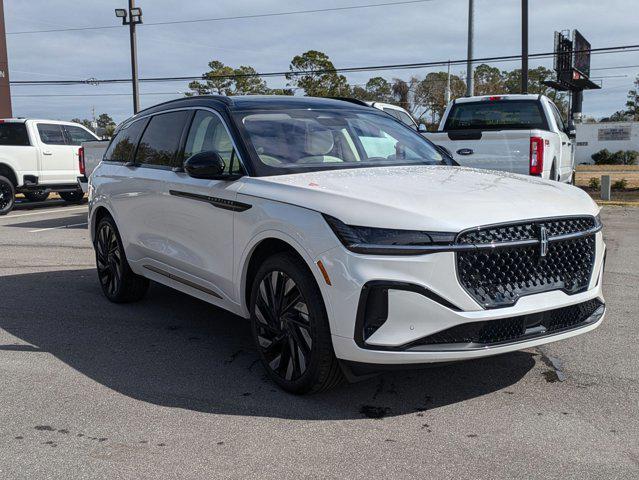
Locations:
6;0;436;35
10;43;639;87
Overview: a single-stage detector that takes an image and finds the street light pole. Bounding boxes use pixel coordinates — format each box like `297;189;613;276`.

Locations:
466;0;474;97
128;0;140;114
521;0;529;94
115;3;143;114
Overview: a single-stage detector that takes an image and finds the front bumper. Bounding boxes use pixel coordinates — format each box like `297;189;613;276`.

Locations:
317;232;605;365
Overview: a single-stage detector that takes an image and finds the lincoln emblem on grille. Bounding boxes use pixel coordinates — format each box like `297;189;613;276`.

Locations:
539;225;548;258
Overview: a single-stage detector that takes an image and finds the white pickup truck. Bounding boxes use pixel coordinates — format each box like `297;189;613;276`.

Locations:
0;118;99;214
423;94;576;183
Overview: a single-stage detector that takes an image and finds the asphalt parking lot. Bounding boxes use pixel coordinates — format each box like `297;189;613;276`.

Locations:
0;202;637;479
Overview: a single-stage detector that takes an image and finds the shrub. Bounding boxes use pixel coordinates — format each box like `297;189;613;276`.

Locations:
612;178;628;190
591;149;639;165
588;177;600;189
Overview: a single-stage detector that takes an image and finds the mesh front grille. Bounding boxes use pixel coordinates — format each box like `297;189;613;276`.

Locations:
456;218;597;309
457;217;596;245
414;299;602;347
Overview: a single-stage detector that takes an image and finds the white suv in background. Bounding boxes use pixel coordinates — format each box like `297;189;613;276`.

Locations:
89;96;606;394
0;118;98;214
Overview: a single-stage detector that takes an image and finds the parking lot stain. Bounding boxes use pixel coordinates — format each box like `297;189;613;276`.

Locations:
360;405;390;419
14;436;23;440
34;425;55;431
467;434;478;438
224;349;244;364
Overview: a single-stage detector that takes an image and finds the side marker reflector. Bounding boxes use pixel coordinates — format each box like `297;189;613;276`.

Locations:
316;260;332;286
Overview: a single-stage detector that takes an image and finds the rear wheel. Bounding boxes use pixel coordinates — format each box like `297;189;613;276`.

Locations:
95;215;149;303
250;252;343;394
550;163;558;181
24;190;50;202
0;175;15;216
59;189;84;203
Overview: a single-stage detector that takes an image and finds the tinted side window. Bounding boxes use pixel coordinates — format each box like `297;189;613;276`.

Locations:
183;110;240;174
0;123;30;146
64;125;97;146
550;104;566;132
37;123;66;145
104;119;147;162
135;111;189;168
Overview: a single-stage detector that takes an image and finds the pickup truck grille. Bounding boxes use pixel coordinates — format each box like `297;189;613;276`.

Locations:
456;217;598;309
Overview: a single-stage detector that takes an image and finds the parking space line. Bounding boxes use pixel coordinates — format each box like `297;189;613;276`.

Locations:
29;222;88;233
2;206;88;219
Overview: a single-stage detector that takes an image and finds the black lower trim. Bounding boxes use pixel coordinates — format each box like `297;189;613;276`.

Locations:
354;281;461;349
169;190;251;212
143;265;222;298
18;183;81;193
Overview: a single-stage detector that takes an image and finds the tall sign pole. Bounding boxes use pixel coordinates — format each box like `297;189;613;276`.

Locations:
0;0;12;118
466;0;474;96
128;0;140;114
521;0;529;94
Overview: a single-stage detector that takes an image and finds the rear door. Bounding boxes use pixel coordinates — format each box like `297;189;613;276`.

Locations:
34;123;75;184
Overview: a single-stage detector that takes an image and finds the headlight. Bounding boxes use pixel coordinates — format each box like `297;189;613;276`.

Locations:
323;215;456;255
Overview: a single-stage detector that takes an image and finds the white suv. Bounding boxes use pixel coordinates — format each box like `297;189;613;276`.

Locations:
89;96;606;394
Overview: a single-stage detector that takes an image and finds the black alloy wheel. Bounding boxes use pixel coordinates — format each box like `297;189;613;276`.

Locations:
94;216;149;303
0;176;15;215
24;190;50;202
250;252;343;394
59;190;84;203
96;220;124;298
254;270;313;382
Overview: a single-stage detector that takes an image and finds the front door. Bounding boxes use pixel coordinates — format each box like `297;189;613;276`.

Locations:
163;109;244;302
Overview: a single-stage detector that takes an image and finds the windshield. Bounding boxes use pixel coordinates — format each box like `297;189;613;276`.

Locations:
444;100;548;131
235;108;447;176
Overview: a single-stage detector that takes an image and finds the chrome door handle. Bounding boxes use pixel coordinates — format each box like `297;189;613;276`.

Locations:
42;150;52;155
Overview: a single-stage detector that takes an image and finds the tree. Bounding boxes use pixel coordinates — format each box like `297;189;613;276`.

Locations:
351;77;393;102
473;64;504;96
391;78;412;112
286;50;350;97
600;110;629;122
187;60;271;96
626;75;639;120
413;71;465;123
97;113;115;130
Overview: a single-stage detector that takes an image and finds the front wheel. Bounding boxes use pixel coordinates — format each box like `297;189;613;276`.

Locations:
250;252;343;394
59;189;85;203
95;215;149;303
0;175;15;216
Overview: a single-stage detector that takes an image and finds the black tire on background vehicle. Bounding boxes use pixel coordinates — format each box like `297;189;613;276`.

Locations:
550;163;558;181
0;175;15;216
95;215;149;303
59;189;85;203
570;169;576;186
24;190;50;202
250;252;343;394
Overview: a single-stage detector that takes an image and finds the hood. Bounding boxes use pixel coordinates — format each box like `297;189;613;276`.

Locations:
239;166;599;232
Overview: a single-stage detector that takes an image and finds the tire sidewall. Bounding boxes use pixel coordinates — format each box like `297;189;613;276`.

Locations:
95;216;128;301
249;253;329;393
0;176;15;215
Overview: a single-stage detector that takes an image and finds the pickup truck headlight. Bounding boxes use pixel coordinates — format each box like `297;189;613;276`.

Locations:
323;215;456;255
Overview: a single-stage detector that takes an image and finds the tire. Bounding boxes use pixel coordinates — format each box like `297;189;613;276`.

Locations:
94;215;149;303
250;252;343;394
59;189;84;203
24;190;50;202
0;175;15;216
550;163;558;182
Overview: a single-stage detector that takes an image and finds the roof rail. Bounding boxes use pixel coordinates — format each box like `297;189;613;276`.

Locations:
325;97;372;107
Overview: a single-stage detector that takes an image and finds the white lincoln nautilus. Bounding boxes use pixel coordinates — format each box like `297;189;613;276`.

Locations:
89;96;606;394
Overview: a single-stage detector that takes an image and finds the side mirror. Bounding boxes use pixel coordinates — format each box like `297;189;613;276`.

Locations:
418;124;428;133
567;128;577;140
184;151;226;179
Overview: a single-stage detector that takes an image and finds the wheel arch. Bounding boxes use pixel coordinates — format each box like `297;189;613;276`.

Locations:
90;205;116;243
239;232;332;320
0;162;18;186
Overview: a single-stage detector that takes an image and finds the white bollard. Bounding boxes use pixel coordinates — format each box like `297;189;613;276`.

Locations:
600;175;611;201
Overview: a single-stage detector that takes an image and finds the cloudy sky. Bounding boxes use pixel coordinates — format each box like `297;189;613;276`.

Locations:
4;0;638;123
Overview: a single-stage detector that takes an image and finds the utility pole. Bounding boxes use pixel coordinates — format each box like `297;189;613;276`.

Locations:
445;60;451;105
466;0;474;97
115;3;143;114
0;0;12;118
521;0;529;94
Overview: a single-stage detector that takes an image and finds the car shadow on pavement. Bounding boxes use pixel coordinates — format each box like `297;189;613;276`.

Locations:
0;269;536;420
4;212;88;230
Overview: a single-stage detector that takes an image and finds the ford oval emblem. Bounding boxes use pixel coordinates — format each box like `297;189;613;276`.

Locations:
457;148;474;156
